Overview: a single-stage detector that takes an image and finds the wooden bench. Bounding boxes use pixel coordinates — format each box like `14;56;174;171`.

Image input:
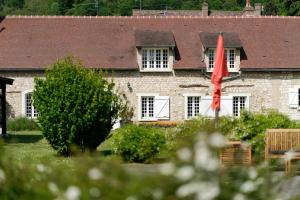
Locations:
265;129;300;161
220;141;252;166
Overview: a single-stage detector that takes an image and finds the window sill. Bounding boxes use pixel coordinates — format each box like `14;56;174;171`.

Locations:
138;118;157;122
139;69;172;73
206;69;240;73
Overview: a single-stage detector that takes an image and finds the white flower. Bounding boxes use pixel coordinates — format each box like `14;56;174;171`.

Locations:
233;193;246;200
0;168;5;182
240;181;256;193
65;186;81;200
88;168;103;180
48;182;59;194
194;141;219;171
158;162;175;176
175;166;195;181
152;189;163;200
89;187;101;198
176;181;220;200
285;151;298;161
248;167;258;180
209;132;227;148
177;148;192;162
36;164;45;173
126;196;137;200
241;142;250;151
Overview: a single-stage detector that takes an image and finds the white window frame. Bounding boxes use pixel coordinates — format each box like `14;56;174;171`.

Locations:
230;93;250;117
21;89;38;119
183;93;203;120
233;96;247;117
137;93;159;121
184;93;249;119
138;48;173;72
205;48;240;73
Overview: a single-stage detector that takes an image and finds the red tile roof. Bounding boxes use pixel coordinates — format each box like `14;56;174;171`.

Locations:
0;16;300;71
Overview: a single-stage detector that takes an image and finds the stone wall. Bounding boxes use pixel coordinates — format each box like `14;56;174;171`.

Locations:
2;70;300;121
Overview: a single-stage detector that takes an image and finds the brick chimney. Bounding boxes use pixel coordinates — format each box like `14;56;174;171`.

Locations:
254;3;262;16
243;0;255;16
202;1;208;17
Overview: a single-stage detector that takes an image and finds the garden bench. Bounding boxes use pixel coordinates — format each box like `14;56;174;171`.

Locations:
265;129;300;161
220;141;252;166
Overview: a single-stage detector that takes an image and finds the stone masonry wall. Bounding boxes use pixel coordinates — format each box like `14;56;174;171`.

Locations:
2;70;300;121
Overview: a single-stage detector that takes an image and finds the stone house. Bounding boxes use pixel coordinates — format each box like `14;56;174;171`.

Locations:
0;15;300;122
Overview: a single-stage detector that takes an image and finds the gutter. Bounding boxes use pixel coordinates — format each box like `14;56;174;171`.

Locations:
241;68;300;72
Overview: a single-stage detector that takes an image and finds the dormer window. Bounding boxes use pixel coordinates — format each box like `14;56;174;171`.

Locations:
135;30;176;72
142;48;169;69
199;32;243;73
207;48;239;72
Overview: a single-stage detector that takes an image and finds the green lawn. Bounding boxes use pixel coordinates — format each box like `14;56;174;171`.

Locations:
2;131;116;167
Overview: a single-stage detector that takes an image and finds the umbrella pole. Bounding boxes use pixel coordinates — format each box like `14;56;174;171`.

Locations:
215;108;220;127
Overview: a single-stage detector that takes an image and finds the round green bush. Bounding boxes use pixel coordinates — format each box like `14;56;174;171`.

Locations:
33;57;124;155
112;124;166;162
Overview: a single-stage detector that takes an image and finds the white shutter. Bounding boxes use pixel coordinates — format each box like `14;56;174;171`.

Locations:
219;96;233;116
199;96;215;117
288;88;299;108
199;96;233;117
154;96;170;120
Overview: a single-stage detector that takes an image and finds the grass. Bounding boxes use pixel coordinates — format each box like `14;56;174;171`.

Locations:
2;131;118;168
3;131;71;166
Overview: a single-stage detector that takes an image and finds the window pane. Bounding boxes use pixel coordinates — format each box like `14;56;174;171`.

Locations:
229;49;235;69
209;49;214;69
149;49;155;68
141;97;147;117
233;96;246;117
156;49;161;68
163;49;168;68
25;93;32;118
187;96;200;118
141;96;154;119
149;97;154;117
142;49;147;69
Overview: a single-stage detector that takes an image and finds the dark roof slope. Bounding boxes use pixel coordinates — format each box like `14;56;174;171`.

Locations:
135;30;175;47
0;16;300;70
199;32;242;48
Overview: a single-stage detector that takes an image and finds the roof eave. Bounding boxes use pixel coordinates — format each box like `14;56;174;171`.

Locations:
241;67;300;72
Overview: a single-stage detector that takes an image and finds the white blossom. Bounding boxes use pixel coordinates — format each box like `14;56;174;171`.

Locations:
48;182;59;194
240;181;256;193
176;181;220;200
126;196;137;200
209;132;227;148
158;162;175;176
248;167;258;180
194;141;219;171
233;193;246;200
89;187;101;198
0;168;5;182
152;189;163;200
65;186;81;200
175;166;195;181
285;151;298;161
88;168;103;180
177;148;192;162
36;164;45;173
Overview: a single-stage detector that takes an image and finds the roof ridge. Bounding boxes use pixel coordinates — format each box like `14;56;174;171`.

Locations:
4;15;300;19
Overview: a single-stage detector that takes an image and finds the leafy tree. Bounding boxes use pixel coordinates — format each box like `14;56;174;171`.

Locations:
33;57;124;155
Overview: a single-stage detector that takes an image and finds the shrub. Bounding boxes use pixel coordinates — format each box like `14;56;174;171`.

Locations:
221;109;300;161
112;124;166;162
7;117;40;131
33;57;124;155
